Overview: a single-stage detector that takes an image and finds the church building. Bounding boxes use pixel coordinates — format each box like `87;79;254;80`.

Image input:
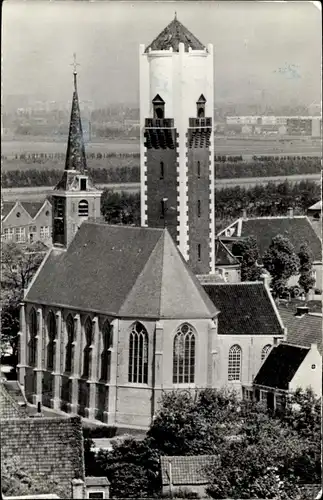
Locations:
18;18;285;429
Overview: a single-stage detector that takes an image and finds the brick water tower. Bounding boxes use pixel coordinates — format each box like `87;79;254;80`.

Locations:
139;15;215;274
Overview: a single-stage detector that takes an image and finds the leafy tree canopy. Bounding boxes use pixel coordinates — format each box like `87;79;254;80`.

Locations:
263;234;300;296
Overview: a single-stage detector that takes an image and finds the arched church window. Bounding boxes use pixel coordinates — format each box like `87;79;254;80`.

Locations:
261;344;271;362
65;314;75;373
101;320;113;382
28;308;37;367
83;317;93;379
173;323;196;384
228;344;242;381
128;322;148;384
47;311;57;371
78;200;89;217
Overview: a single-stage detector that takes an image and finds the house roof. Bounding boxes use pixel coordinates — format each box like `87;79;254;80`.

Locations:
203;282;284;335
215;239;240;266
20;201;45;219
278;303;322;354
25;223;218;319
308;200;322;211
253;343;310;390
0;382;28;419
1;380;27;406
145;16;205;53
240;217;322;261
2;201;15;219
0;416;85;499
85;477;110;486
160;455;216;486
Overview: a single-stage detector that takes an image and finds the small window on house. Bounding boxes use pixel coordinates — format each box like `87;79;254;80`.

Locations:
261;344;271;362
80;178;87;191
197;161;201;179
16;212;21;218
198;244;201;261
45;210;50;216
197;200;201;218
160;161;164;179
78;200;89;217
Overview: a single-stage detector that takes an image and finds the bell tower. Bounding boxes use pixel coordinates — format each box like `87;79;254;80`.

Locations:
52;57;102;248
139;15;215;274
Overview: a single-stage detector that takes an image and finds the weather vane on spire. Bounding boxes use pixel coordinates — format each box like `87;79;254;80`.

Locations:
71;53;80;74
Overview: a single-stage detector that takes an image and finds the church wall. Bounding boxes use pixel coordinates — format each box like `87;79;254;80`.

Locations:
216;334;284;396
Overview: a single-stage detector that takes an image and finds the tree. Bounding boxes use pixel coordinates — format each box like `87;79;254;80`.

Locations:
263;235;300;297
1;242;44;360
231;236;262;281
298;243;315;298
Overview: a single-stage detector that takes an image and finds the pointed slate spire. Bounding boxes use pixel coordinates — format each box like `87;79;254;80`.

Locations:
64;58;87;173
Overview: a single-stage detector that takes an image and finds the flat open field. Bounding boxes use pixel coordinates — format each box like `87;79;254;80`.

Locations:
2;173;321;202
1;136;322;158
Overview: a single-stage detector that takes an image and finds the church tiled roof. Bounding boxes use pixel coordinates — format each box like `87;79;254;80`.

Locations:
25;222;218;319
145;16;205;53
203;282;284;335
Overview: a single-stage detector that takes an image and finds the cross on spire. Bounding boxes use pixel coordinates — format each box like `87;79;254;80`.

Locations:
70;53;80;90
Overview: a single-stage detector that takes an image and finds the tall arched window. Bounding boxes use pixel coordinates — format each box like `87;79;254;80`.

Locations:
78;200;89;217
228;345;242;381
83;317;93;379
47;311;57;371
261;344;271;362
65;314;75;373
173;323;196;384
28;308;37;366
101;320;113;382
128;322;148;384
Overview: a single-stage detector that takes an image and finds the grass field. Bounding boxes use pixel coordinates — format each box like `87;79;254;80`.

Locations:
2;174;321;202
2;136;322;159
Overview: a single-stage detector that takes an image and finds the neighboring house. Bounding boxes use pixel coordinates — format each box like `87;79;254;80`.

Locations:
217;213;322;290
0;381;109;500
202;280;285;396
213;238;241;283
160;455;216;498
252;342;322;408
1;199;52;247
277;302;322;354
307;199;322;220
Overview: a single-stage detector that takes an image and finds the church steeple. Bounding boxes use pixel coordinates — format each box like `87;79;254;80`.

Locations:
64;55;87;173
52;56;102;248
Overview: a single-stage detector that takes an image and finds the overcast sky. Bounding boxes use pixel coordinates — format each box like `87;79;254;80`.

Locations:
2;1;321;107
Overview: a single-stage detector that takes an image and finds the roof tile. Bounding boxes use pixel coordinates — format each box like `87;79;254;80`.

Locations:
278;304;322;354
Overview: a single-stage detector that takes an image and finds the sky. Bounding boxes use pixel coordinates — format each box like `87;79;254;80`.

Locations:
2;1;322;108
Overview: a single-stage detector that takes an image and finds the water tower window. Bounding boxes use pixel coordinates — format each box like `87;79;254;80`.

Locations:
198;244;201;261
197;161;201;178
196;94;206;118
161;199;166;219
80;178;87;191
152;94;165;119
197;200;201;218
160;161;164;179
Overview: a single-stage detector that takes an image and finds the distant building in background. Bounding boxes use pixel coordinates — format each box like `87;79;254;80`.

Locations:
225;115;322;136
1;199;52;247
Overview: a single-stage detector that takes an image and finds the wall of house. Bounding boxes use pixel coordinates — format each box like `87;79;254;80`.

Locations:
215;335;283;396
162;484;208;498
2;201;52;245
289;346;322;397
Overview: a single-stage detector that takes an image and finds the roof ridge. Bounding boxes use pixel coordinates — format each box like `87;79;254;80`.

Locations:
82;221;164;232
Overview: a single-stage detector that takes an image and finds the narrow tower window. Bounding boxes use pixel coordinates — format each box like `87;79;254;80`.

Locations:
80;178;87;191
197;161;201;179
161;198;167;219
198;244;201;261
197;200;201;218
160;161;164;179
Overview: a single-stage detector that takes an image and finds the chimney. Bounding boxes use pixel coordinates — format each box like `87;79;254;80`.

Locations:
288;207;294;217
261;273;270;287
310;343;317;351
295;305;309;317
242;208;247;220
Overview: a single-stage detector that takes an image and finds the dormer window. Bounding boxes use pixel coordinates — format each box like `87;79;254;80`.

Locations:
152;94;165;119
80;178;87;191
197;94;206;118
